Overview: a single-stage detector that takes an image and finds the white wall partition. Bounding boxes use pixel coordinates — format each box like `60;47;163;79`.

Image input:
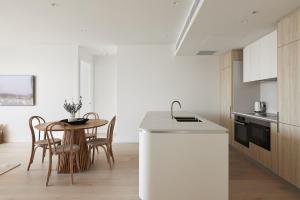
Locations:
116;45;220;143
94;55;117;133
0;45;79;142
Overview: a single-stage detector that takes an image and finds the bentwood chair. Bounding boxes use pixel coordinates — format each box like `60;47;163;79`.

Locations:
87;116;116;168
27;116;61;171
45;122;80;186
83;112;99;140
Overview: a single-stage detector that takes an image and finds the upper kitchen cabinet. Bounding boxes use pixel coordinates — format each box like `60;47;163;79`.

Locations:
243;30;277;82
278;8;300;47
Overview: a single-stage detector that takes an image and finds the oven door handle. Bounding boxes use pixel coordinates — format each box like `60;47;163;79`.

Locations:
235;121;247;126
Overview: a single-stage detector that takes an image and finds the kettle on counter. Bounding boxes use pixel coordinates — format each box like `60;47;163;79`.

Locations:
254;101;266;113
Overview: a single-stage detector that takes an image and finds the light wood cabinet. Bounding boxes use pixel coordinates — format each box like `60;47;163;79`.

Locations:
249;123;278;173
278;8;300;47
243;30;277;82
278;40;300;126
220;50;242;145
276;8;300;189
278;123;300;187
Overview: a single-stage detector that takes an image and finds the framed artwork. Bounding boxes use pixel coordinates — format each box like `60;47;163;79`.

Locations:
0;75;35;106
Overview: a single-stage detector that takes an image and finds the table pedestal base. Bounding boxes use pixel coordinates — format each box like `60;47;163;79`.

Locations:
57;129;90;173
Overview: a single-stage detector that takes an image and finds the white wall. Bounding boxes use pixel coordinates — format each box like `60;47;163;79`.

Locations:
0;45;220;143
117;45;220;143
0;45;79;142
94;55;117;133
260;80;277;114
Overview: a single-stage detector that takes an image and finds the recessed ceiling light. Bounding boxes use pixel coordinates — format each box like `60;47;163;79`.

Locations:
51;2;58;7
173;1;180;5
241;19;249;24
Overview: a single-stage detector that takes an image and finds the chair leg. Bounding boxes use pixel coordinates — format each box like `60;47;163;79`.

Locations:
88;146;92;167
27;144;35;171
75;152;80;172
70;153;74;185
92;146;95;164
101;146;112;169
46;154;52;186
109;144;115;164
57;154;60;170
94;136;99;153
27;145;38;171
42;146;46;163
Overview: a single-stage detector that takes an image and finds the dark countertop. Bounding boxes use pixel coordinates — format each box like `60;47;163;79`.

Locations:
232;111;278;123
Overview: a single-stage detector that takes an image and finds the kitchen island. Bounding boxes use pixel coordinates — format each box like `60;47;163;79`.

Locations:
139;111;228;200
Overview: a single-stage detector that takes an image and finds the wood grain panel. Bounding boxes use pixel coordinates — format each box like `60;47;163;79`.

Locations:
278;40;300;126
231;49;243;61
278;8;300;47
271;123;279;173
219;50;242;145
278;123;300;188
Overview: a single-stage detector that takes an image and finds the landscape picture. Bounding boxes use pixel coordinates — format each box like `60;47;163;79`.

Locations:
0;75;35;106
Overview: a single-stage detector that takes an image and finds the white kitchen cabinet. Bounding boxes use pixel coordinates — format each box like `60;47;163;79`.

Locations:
243;30;277;82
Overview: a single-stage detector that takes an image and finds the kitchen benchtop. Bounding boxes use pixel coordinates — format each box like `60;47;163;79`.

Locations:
232;111;278;123
139;111;228;133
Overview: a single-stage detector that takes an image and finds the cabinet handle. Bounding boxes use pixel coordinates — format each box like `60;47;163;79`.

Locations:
229;106;232;119
235;121;246;126
277;112;279;132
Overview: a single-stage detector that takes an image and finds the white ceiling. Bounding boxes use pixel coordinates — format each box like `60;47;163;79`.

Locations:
0;0;193;46
176;0;300;56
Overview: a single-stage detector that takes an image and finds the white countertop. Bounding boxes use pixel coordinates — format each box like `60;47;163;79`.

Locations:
139;111;228;134
232;111;278;123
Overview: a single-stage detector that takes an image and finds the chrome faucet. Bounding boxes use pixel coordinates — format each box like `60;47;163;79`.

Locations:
171;100;181;119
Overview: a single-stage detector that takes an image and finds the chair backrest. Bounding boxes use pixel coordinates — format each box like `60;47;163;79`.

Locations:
29;116;46;143
83;112;99;135
107;116;116;143
83;112;99;119
45;122;73;154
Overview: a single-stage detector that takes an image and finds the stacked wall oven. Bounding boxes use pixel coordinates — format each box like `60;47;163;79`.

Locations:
234;115;271;151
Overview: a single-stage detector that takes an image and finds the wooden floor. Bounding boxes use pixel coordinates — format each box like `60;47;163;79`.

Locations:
0;143;139;200
229;147;300;200
0;143;300;200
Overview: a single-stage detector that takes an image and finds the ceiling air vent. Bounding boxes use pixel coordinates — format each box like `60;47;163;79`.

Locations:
196;50;216;56
176;0;204;51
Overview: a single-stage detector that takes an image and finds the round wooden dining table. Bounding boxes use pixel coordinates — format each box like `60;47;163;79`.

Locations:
35;119;108;173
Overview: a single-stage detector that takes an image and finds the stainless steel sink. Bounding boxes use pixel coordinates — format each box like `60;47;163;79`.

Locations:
174;116;202;122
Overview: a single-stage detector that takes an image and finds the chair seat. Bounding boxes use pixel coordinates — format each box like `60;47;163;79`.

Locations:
85;133;97;139
87;138;109;147
35;138;61;146
53;144;80;154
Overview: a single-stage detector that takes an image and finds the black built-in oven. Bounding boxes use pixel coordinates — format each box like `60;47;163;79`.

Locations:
249;122;271;151
234;115;271;151
234;116;249;147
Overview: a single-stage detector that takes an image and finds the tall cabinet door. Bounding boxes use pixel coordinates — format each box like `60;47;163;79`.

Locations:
277;8;300;188
278;123;300;187
278;40;300;126
220;69;226;126
220;66;232;143
225;67;233;143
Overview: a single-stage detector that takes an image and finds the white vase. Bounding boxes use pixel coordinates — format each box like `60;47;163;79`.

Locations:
68;112;76;122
